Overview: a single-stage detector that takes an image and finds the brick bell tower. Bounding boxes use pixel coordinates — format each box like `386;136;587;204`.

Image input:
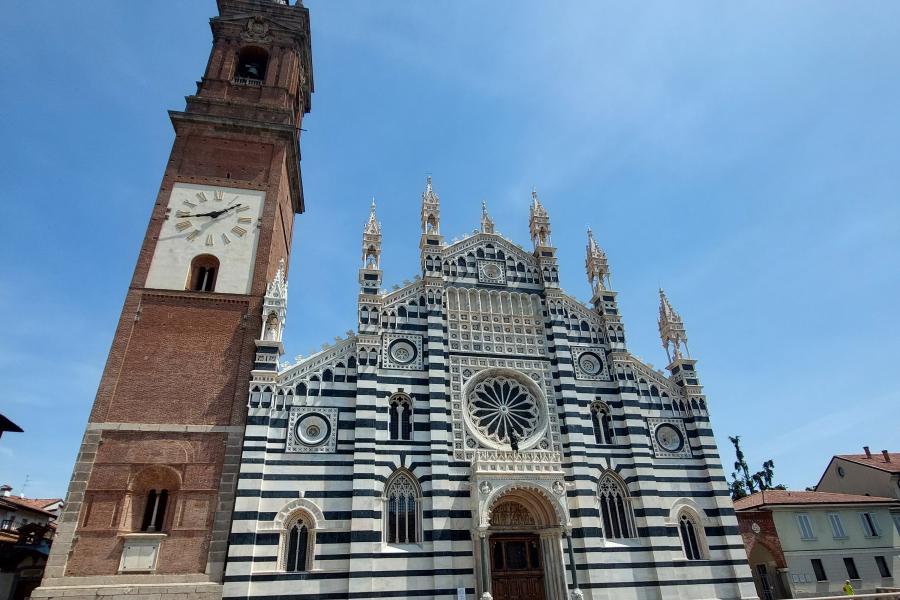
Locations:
33;2;313;599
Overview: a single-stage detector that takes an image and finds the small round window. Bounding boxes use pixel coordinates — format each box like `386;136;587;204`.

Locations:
295;412;330;446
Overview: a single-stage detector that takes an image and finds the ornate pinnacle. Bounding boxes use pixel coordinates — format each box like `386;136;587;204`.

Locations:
530;187;547;216
363;197;380;235
421;176;440;235
585;227;609;293
528;187;551;247
658;288;689;361
481;200;495;234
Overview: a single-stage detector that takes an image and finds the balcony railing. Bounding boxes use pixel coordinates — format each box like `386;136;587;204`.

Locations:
233;77;263;87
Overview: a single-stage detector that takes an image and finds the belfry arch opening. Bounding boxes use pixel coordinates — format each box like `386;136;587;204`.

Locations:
235;46;269;82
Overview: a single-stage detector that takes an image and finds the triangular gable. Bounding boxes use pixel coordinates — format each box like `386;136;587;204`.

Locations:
443;233;538;268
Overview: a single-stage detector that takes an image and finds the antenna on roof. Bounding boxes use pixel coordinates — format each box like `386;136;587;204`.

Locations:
20;474;30;499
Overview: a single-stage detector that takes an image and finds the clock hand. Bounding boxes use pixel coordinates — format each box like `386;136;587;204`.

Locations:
175;203;242;219
206;203;243;219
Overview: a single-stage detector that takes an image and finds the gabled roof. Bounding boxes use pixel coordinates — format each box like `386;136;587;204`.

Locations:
734;490;897;511
835;453;900;474
0;495;63;517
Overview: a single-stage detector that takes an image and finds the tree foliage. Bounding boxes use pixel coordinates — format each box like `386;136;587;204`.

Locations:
728;435;787;501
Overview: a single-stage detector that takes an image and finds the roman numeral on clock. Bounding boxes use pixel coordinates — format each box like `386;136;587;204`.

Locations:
231;226;247;237
187;229;201;241
238;217;252;224
196;192;209;203
214;190;224;201
175;221;192;232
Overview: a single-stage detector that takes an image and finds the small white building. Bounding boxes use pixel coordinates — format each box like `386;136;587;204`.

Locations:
734;490;899;598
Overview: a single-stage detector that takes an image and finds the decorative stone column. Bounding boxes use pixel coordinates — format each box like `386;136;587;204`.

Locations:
479;530;493;600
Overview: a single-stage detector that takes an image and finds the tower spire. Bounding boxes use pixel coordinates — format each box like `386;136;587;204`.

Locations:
528;188;551;248
585;227;610;294
658;289;689;362
481;200;495;234
421;176;440;235
362;198;382;269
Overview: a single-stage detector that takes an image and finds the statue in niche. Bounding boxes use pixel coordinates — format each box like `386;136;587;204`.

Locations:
264;313;279;341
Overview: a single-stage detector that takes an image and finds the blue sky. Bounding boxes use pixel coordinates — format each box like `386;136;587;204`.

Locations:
1;1;898;499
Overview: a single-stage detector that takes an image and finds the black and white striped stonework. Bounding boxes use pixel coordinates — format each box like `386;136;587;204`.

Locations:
222;231;757;600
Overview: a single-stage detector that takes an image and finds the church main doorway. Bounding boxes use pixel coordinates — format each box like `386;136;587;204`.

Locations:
489;533;545;600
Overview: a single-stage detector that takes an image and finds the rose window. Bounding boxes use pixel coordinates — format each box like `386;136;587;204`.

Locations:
466;374;543;446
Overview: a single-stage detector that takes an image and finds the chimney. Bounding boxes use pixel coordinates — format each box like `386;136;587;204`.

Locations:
0;485;11;497
882;450;891;463
864;446;872;458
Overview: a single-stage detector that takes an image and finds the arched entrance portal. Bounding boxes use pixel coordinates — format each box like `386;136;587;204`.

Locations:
490;503;545;600
479;487;569;600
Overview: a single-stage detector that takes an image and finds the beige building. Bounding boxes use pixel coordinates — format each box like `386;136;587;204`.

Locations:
734;490;899;598
817;448;900;501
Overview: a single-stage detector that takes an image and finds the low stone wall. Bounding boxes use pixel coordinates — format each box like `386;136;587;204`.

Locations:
29;582;222;600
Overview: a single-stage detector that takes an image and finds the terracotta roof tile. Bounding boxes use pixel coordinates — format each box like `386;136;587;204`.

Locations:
836;453;900;474
0;495;62;516
734;490;897;510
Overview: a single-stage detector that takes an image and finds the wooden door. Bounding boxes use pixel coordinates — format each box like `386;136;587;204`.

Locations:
490;534;545;600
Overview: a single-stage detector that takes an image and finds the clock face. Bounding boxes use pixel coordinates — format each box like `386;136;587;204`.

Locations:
173;188;256;248
654;424;684;453
145;183;265;294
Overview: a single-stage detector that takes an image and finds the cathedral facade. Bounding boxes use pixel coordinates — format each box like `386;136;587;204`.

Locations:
223;183;757;600
33;2;757;600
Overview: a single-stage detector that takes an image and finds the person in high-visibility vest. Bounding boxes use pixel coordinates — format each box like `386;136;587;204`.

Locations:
842;579;855;595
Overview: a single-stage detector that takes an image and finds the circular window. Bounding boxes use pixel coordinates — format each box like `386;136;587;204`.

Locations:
578;351;604;375
388;339;417;364
654;423;684;453
295;412;330;446
463;368;548;450
481;262;503;281
837;466;845;478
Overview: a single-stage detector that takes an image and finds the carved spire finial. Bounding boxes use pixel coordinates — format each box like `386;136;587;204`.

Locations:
421;176;440;235
658;288;689;362
362;198;382;269
585;227;610;293
528;187;551;247
262;258;288;343
481;200;495;234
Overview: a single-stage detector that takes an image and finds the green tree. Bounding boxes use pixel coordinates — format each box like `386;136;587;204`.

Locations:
728;436;786;501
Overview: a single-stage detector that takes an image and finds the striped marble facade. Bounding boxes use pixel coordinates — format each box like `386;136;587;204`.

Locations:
222;189;758;600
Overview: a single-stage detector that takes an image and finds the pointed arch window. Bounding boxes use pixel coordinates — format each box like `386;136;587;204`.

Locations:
281;511;315;572
591;402;615;445
384;471;421;544
678;509;706;560
598;474;636;539
389;394;412;441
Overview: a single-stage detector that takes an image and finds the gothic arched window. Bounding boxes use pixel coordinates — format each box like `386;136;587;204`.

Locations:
591;402;615;445
384;471;420;544
598;473;636;539
389;394;412;441
281;511;315;572
678;510;706;560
